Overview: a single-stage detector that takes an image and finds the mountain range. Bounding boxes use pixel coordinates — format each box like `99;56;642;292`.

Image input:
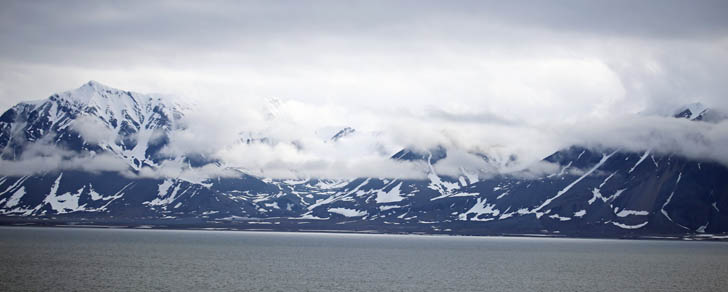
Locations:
0;81;726;239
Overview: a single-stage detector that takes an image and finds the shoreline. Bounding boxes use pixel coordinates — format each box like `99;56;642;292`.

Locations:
1;221;726;242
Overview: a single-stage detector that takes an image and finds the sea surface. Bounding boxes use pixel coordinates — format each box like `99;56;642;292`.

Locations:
0;227;726;291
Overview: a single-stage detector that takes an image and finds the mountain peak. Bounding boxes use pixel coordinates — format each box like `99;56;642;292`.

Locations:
83;80;107;88
79;80;122;94
391;145;447;164
52;80;130;107
331;127;356;142
674;102;708;120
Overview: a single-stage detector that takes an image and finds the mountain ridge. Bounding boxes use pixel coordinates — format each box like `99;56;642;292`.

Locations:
0;82;726;239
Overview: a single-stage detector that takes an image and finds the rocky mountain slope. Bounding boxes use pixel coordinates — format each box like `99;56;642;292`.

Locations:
0;82;726;238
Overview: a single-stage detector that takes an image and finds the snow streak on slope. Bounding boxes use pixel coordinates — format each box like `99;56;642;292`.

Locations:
589;188;625;205
661;172;689;230
629;150;650;173
534;151;617;213
616;209;649;217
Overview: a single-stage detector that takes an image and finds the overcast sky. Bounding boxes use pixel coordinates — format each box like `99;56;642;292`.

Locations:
2;0;728;177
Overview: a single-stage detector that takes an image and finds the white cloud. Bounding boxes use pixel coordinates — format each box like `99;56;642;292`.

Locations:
1;1;728;180
0;146;130;176
70;115;115;144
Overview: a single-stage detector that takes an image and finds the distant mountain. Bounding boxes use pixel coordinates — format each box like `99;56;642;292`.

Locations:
0;81;181;169
0;82;726;239
672;102;727;122
674;102;708;120
330;127;356;142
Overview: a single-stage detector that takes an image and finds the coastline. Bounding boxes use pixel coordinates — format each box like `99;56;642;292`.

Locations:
1;218;726;242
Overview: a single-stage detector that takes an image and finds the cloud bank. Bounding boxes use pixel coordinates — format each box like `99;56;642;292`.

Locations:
1;92;728;180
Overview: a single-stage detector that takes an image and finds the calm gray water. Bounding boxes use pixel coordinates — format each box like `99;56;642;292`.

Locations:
0;227;727;291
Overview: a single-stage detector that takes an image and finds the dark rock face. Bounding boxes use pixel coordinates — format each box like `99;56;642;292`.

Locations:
1;82;727;237
391;145;447;164
330;127;356;142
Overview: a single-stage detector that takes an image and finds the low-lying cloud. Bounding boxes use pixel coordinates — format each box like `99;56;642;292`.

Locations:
150;96;728;180
2;95;728;181
0;142;129;176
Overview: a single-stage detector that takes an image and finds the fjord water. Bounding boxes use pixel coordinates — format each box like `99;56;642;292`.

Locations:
1;227;726;291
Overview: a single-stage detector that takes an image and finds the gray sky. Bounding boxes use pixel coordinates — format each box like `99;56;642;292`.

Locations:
2;1;727;112
2;0;728;177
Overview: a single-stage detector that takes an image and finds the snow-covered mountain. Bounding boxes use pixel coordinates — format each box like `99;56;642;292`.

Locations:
0;82;726;238
0;81;182;170
674;102;709;120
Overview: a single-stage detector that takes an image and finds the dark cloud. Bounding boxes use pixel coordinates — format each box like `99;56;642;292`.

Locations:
2;1;726;64
467;0;728;39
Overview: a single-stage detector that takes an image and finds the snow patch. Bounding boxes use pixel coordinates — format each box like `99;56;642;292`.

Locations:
612;221;648;229
534;151;615;212
589;188;625;205
264;202;280;209
375;182;405;203
379;205;402;211
5;186;26;208
314;179;349;190
146;180;183;206
548;214;571;221
328;208;367;217
158;179;174;196
43;175;88;214
696;222;709;233
458;198;500;221
616;209;649;217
